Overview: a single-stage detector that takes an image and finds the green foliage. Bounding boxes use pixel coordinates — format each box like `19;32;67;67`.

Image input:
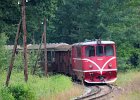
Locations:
0;0;20;44
0;72;72;99
0;33;9;71
117;42;133;58
28;50;38;72
13;49;42;74
0;0;139;44
117;42;140;71
28;74;72;98
27;49;44;76
8;84;35;100
0;87;14;100
52;0;140;44
0;84;35;100
117;57;131;72
14;51;23;72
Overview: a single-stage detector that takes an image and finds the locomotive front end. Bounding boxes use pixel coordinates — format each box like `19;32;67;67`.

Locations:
83;41;117;83
72;40;117;83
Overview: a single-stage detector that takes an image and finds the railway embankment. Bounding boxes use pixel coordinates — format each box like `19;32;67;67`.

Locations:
110;69;140;100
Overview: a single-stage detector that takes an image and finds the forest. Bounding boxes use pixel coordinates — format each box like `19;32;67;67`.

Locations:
0;0;140;99
0;0;140;71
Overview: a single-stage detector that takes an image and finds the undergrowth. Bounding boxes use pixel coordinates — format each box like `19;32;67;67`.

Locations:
0;72;72;100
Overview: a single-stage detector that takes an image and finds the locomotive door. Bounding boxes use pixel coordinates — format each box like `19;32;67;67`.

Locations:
72;46;82;70
72;46;83;80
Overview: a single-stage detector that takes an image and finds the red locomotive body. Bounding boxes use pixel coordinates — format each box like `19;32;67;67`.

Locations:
72;40;117;83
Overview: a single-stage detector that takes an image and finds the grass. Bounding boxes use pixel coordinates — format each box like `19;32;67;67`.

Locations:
28;75;72;98
113;69;140;100
42;84;83;100
0;71;83;100
115;69;140;86
117;91;140;100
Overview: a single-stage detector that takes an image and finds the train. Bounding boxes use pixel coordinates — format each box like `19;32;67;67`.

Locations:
27;39;117;83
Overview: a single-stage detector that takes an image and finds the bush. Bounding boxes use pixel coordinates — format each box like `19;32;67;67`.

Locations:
0;87;14;100
117;42;140;71
130;52;139;67
0;84;35;100
117;57;131;72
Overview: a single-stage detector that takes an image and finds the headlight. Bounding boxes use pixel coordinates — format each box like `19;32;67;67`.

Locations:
89;65;93;69
108;63;112;68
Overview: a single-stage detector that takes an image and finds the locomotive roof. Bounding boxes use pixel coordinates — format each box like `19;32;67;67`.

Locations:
73;41;115;46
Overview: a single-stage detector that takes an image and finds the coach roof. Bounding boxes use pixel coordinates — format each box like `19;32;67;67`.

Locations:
27;43;72;51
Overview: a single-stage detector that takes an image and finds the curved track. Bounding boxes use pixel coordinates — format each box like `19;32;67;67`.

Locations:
74;84;113;100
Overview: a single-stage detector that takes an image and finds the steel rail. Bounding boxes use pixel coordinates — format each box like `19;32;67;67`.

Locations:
74;84;113;100
74;85;101;100
89;84;113;100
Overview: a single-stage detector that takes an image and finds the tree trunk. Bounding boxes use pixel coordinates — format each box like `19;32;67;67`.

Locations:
43;18;48;76
22;0;28;82
5;20;21;86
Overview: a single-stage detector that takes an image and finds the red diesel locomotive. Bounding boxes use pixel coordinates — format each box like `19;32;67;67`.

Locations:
71;40;117;83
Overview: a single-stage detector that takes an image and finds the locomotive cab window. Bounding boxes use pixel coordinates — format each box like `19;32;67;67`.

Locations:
105;45;114;56
96;46;103;56
85;46;95;57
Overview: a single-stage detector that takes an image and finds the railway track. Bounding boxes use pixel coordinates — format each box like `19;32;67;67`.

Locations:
74;84;113;100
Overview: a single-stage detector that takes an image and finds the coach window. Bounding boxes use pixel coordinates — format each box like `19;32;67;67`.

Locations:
96;46;103;56
85;46;95;57
47;51;51;62
105;45;114;56
51;51;55;62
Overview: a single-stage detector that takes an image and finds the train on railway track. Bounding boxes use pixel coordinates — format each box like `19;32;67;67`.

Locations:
27;39;117;83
